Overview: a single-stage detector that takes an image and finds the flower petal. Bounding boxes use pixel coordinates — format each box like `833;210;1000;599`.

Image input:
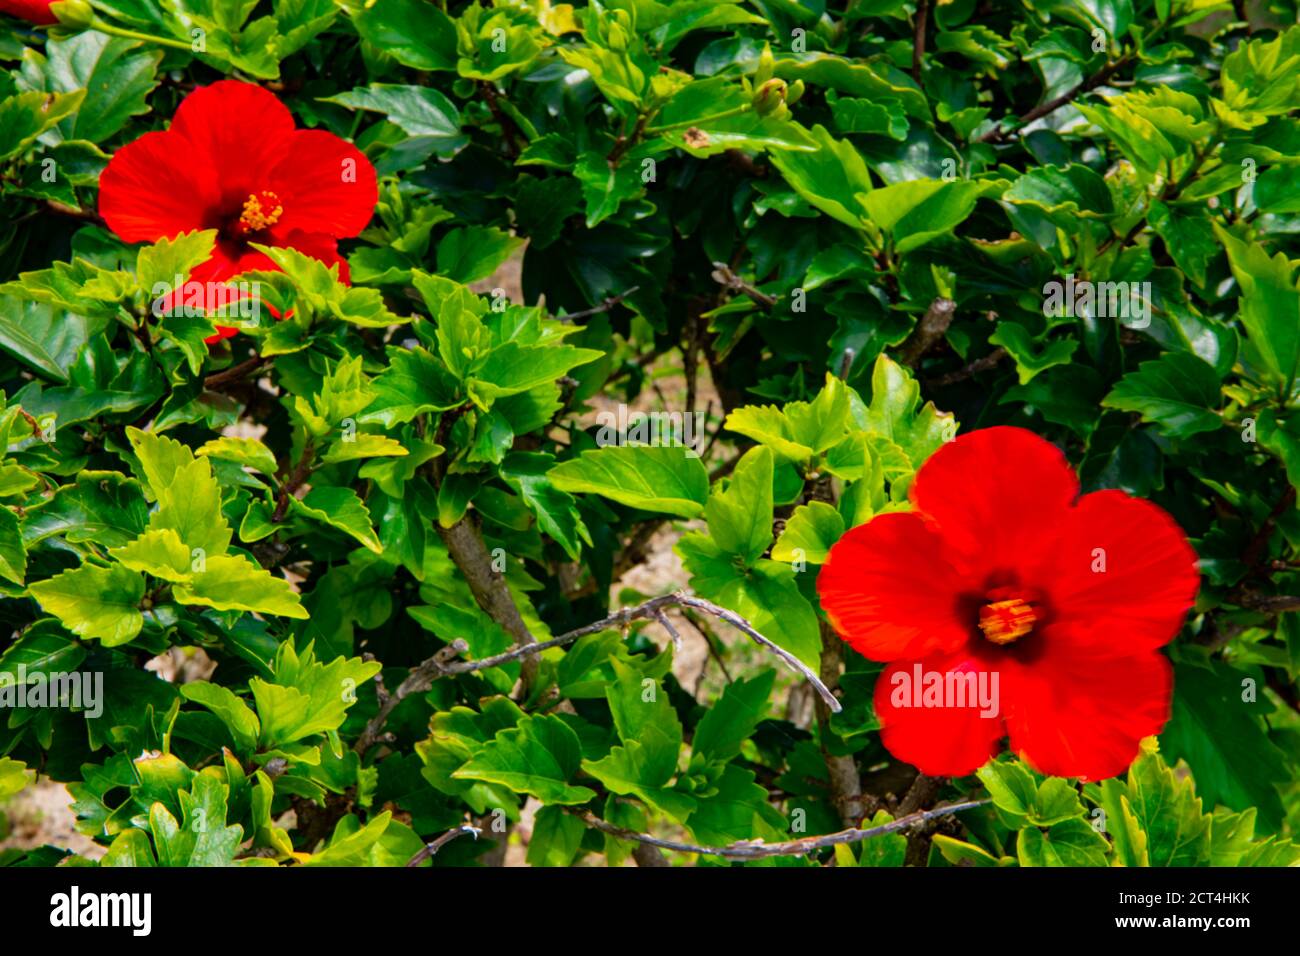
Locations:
268;130;378;238
98;130;221;242
873;653;1006;776
1;0;58;24
1004;644;1172;781
818;512;970;662
168;80;295;211
910;426;1078;585
1044;490;1200;653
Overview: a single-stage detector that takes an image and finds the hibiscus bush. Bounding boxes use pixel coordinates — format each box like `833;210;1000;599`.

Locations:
1;0;1299;870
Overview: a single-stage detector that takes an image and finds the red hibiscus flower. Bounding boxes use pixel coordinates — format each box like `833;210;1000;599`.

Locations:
99;80;377;341
817;426;1199;781
0;0;57;24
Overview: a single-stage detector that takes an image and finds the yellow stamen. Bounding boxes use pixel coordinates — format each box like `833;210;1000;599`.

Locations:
237;190;283;234
978;598;1037;645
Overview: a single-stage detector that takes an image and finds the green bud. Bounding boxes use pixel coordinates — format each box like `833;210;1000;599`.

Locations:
753;78;788;116
755;44;775;86
50;0;96;28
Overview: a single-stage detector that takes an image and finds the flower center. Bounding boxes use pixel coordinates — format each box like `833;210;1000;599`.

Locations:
235;190;283;235
978;598;1037;645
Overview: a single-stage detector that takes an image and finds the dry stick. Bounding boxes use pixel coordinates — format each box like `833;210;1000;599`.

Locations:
559;286;640;323
405;824;482;867
566;799;988;861
974;54;1134;144
356;592;841;753
710;262;778;308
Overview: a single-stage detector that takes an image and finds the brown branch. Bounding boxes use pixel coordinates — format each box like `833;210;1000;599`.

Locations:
912;0;929;84
898;297;955;368
405;824;481;867
44;199;104;224
566;798;988;860
437;516;541;693
204;354;268;390
924;347;1008;388
975;54;1134;144
710;262;778;308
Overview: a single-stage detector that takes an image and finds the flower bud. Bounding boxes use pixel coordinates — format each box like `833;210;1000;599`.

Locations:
50;0;96;28
753;78;788;117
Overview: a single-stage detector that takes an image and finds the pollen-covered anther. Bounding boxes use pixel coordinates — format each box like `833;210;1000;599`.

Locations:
237;190;283;234
978;598;1037;645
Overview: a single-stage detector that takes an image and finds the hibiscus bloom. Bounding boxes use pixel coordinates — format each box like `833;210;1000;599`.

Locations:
817;426;1199;781
99;80;377;341
0;0;57;24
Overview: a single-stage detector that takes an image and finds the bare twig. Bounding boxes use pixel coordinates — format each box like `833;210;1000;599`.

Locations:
975;54;1134;144
356;591;842;752
204;353;268;390
559;286;640;323
710;262;778;308
566;799;988;860
405;824;482;867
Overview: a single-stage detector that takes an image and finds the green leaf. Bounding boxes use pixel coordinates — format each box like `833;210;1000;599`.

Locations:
320;84;466;156
453;714;597;805
0;757;33;799
989;322;1078;385
1215;224;1300;391
472;342;603;402
1160;660;1289;831
767;124;872;230
359;346;461;427
499;452;590;561
292;487;382;553
136;230;219;293
347;0;457;71
549;445;709;518
0;89;85;161
250;643;380;747
1017;818;1110;867
180;681;261;752
1102;352;1223;439
771;501;845;564
860;179;983;253
1099;744;1210;867
436;226;525;285
0;507;27;585
861;354;955;470
703;445;773;566
197;436;280;476
173;553;309;619
692;669;775;765
21;32;162;144
149;458;234;558
109;528;194;583
677;535;821;667
28;563;145;646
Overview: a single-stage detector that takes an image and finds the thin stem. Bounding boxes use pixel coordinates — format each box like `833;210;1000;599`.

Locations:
566;799;989;860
